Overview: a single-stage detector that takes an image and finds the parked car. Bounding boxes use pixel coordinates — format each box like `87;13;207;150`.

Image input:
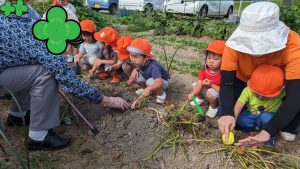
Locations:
88;0;118;14
118;0;164;12
164;0;234;18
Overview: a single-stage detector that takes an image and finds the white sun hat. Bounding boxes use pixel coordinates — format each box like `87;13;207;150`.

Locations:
226;2;290;55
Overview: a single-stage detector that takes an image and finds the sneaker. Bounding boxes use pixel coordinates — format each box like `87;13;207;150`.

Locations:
190;97;204;106
135;88;144;95
206;106;218;118
111;73;121;83
280;131;296;141
28;130;71;151
67;55;74;63
156;91;166;104
97;73;110;79
7;111;30;126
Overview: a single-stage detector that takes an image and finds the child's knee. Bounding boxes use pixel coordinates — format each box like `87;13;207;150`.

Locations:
146;78;155;86
206;90;216;100
236;111;258;129
260;112;274;125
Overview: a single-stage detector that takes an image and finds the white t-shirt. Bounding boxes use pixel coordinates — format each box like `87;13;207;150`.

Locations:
64;3;77;14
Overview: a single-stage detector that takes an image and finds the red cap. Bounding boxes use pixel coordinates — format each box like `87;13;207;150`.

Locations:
248;64;284;97
203;40;226;56
94;27;119;48
116;36;134;60
127;38;155;60
80;20;96;33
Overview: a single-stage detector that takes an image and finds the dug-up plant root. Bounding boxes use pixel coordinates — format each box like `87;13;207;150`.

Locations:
147;102;300;168
203;146;300;169
147;101;213;161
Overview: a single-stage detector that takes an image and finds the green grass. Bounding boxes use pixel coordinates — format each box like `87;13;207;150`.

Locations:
127;25;154;33
155;53;202;77
30;152;62;169
234;1;252;14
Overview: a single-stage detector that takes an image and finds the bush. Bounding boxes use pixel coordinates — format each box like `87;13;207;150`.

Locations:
275;0;300;33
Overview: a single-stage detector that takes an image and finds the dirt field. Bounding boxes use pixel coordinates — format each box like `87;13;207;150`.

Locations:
0;33;300;169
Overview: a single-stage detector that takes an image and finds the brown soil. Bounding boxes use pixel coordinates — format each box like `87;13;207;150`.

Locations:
0;71;299;169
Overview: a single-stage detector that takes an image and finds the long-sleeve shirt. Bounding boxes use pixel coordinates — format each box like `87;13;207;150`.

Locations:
0;15;103;104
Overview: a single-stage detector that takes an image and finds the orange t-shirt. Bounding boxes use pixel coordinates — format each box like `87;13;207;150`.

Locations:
221;31;300;82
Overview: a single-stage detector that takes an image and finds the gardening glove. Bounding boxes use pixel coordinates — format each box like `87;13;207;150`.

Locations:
105;97;130;111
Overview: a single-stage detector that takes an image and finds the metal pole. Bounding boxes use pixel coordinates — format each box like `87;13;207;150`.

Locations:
59;90;99;135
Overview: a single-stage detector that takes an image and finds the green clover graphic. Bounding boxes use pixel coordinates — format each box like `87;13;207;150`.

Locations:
13;0;28;16
32;6;81;55
0;1;15;16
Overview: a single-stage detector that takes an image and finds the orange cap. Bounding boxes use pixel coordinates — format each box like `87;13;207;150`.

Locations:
52;0;64;6
80;20;96;33
248;64;284;97
203;40;226;56
94;27;119;48
116;36;134;60
127;38;155;60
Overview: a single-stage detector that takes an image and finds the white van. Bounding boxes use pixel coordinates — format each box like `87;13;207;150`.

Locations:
118;0;164;12
164;0;234;17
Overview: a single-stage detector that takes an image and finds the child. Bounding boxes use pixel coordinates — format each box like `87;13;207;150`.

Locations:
104;35;135;81
188;40;225;118
74;20;102;70
52;0;78;62
127;38;170;107
234;64;285;146
91;26;120;83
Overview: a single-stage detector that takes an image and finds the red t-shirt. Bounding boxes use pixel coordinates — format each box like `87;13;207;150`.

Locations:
198;68;221;86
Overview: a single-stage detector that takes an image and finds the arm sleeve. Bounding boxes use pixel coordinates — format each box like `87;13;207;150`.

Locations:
284;31;300;80
221;46;238;71
79;43;86;54
219;70;236;116
198;69;205;80
152;66;162;80
262;79;300;136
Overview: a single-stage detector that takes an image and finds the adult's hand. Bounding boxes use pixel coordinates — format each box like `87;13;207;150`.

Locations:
218;115;236;142
235;130;271;148
104;97;130;111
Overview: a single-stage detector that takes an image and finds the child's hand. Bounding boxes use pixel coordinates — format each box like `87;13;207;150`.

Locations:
94;59;102;68
188;93;194;100
142;88;151;97
202;79;212;87
131;98;141;109
88;67;96;78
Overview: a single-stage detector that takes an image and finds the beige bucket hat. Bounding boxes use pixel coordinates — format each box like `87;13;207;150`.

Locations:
226;2;290;55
